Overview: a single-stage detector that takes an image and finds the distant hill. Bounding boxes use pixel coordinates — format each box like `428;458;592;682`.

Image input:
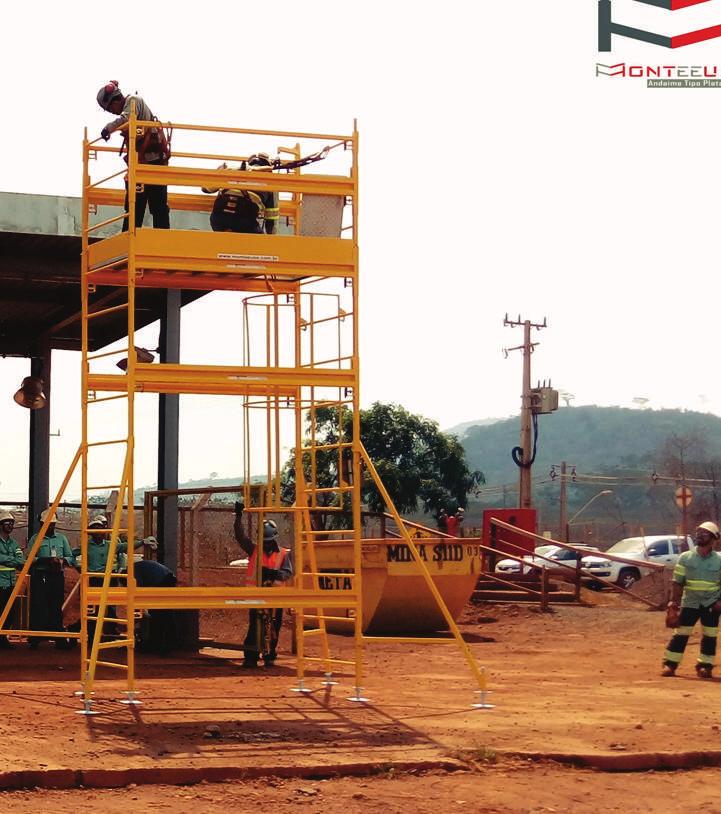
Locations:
460;405;721;536
443;416;510;438
462;405;721;486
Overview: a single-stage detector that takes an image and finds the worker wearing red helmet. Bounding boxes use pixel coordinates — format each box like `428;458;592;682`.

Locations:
96;80;170;230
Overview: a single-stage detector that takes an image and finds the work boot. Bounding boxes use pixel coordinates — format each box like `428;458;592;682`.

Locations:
241;659;259;669
696;664;713;680
661;664;677;677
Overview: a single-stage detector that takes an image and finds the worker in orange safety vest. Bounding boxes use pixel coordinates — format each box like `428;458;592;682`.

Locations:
233;502;293;668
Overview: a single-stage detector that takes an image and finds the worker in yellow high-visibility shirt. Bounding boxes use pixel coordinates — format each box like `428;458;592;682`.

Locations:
663;521;721;679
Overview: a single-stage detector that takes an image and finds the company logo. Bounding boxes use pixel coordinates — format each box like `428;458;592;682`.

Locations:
596;61;721;83
599;0;721;51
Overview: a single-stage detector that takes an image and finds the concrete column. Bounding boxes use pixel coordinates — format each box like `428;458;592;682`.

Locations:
28;349;51;538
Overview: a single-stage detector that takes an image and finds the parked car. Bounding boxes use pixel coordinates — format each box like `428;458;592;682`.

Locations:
495;544;598;579
580;535;694;590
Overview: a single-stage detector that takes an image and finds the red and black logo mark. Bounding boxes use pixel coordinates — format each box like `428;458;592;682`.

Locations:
599;0;721;50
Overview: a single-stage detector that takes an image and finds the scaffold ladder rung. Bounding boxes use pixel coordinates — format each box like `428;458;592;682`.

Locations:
301;656;356;666
85;660;128;671
95;640;134;650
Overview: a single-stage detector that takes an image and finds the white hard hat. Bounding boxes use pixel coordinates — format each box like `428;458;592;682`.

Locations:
0;511;14;524
89;515;108;528
698;521;720;540
40;509;56;523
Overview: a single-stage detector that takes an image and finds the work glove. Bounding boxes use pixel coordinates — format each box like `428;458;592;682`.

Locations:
142;536;158;550
665;602;681;629
100;127;111;141
234;501;245;517
262;567;279;586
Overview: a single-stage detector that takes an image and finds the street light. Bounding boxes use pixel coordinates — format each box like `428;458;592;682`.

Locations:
567;490;613;541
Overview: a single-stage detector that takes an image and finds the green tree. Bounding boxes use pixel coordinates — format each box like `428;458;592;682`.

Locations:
281;402;484;527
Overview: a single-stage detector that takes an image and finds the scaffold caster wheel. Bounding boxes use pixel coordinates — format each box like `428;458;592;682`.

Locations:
321;672;339;687
471;690;495;710
346;687;369;703
119;691;143;706
290;679;314;694
75;697;101;716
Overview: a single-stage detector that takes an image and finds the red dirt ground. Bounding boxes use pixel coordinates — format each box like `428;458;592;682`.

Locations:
3;591;721;812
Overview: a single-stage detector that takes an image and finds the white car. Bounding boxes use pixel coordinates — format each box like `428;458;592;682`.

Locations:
580;535;694;589
495;544;597;578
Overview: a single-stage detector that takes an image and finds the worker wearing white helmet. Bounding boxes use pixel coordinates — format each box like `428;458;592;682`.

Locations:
80;514;157;574
77;514;158;641
663;521;721;679
27;510;76;650
0;511;24;650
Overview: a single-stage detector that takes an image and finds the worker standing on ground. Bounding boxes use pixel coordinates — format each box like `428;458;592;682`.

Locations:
96;80;170;230
134;559;178;654
436;508;448;534
202;153;279;234
662;521;721;679
0;511;24;649
27;509;75;650
78;515;157;640
455;507;466;538
80;514;157;575
446;509;459;537
233;502;293;668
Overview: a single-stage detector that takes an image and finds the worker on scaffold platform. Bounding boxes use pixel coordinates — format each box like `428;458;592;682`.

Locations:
233;502;293;668
202;153;279;234
96;80;170;230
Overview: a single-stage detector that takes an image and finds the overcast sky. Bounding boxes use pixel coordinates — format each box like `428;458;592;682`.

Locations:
2;0;720;500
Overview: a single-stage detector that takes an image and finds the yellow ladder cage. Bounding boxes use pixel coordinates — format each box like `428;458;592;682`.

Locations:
0;108;491;714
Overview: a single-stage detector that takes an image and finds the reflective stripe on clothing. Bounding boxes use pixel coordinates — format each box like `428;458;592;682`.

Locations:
0;536;24;588
673;549;721;609
687;579;721;590
664;604;720;667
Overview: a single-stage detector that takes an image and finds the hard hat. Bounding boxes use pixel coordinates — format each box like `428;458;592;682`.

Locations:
97;80;123;111
263;519;279;541
457;507;465;514
40;509;56;523
0;511;14;524
89;515;108;528
248;152;271;167
698;521;720;540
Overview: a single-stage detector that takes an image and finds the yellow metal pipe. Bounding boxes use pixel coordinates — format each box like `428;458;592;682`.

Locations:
0;446;82;632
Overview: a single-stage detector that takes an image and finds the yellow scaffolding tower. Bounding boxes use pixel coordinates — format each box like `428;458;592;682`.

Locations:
0;110;491;713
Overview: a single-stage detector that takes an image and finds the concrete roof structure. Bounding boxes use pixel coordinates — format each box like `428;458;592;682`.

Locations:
0;191;208;357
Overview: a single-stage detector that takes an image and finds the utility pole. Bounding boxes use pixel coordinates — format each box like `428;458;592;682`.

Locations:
559;461;568;542
504;314;547;509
